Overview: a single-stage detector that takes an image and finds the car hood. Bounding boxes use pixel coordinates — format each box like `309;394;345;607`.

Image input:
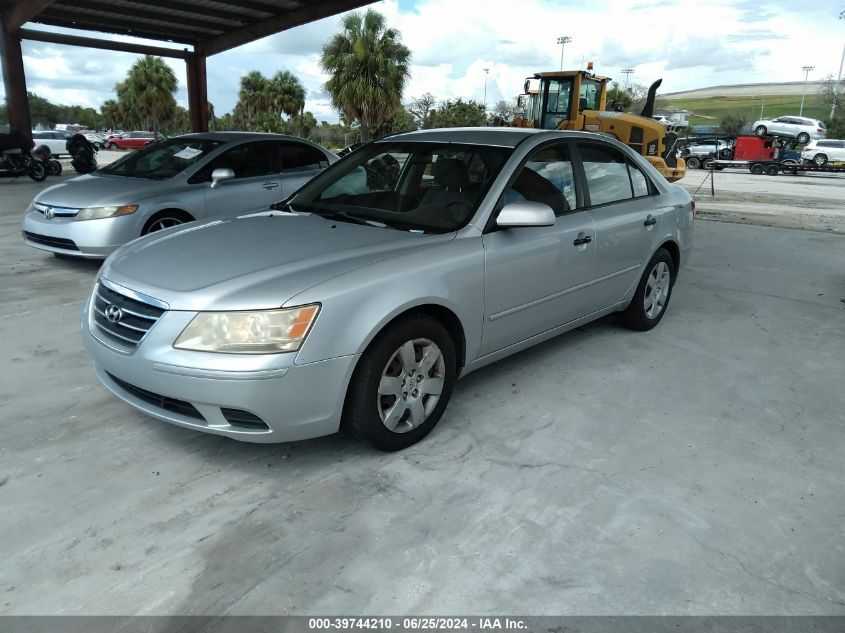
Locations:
34;173;176;207
100;211;453;311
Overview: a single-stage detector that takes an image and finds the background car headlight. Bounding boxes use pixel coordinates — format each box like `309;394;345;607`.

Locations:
173;304;320;354
76;205;139;221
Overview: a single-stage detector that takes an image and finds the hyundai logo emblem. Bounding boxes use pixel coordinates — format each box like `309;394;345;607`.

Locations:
44;207;54;220
104;304;123;323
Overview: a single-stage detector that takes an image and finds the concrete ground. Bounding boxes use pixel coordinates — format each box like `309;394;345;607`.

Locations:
1;174;844;615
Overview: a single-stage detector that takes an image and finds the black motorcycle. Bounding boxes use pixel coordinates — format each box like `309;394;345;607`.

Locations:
0;131;47;182
32;144;62;176
66;133;98;174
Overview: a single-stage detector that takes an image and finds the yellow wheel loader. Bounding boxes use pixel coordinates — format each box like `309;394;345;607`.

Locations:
513;70;685;182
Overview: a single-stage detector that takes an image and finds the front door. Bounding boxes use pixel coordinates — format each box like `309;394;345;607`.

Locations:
480;141;601;356
200;141;282;218
276;141;331;198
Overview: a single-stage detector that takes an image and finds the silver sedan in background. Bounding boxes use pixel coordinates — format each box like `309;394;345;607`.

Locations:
82;128;694;451
23;132;336;258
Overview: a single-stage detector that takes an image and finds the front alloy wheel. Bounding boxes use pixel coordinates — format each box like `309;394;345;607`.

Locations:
344;314;456;451
377;338;445;433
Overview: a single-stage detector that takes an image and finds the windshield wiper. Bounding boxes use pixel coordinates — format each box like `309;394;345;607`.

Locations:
312;209;387;228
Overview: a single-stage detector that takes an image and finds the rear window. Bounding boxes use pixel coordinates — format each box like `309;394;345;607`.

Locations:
819;121;826;129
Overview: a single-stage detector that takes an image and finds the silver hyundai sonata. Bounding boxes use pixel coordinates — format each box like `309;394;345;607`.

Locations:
23;132;335;258
82;128;694;451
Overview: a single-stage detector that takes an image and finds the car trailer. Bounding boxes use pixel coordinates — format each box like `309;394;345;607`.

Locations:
710;160;845;176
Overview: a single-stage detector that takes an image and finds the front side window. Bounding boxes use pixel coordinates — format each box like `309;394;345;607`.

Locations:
290;142;511;233
278;142;330;173
579;142;634;206
100;138;222;180
197;141;275;180
504;143;576;215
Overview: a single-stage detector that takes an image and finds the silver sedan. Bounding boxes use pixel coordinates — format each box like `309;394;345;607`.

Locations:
82;128;694;450
23;132;335;258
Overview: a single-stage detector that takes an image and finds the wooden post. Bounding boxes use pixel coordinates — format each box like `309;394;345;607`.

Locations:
186;47;208;132
0;20;32;139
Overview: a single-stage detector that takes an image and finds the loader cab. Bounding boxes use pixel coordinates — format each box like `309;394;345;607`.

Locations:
517;70;608;129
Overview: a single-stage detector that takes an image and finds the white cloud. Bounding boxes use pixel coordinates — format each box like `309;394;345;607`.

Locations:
1;0;842;124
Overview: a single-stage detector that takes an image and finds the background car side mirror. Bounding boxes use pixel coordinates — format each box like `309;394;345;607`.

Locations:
210;167;235;189
496;201;556;228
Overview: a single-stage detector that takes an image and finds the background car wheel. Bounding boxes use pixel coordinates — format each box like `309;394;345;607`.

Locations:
755;125;767;136
796;133;810;144
618;248;675;332
702;157;715;169
48;160;62;176
749;163;765;175
344;314;457;451
813;154;828;166
141;210;192;235
764;164;779;176
686;156;701;169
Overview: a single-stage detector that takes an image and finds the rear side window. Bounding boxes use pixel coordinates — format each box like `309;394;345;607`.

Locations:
578;143;633;206
278;142;329;172
628;162;651;197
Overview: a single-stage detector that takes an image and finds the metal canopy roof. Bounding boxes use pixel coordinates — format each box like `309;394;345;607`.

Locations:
1;0;373;55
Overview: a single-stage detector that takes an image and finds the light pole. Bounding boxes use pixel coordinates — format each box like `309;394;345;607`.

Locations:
557;36;572;70
833;12;845;119
483;67;490;108
800;65;814;116
620;68;635;91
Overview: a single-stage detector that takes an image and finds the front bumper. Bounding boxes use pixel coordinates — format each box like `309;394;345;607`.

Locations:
81;290;359;443
22;210;141;258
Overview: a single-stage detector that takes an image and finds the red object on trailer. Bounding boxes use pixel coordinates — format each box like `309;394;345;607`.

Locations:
732;136;780;162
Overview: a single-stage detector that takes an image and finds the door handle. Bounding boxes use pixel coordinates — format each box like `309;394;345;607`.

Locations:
573;235;592;246
261;182;279;190
643;216;657;227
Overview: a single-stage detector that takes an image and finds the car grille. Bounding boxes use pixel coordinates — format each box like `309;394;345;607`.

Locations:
92;282;166;350
23;231;79;251
106;372;204;420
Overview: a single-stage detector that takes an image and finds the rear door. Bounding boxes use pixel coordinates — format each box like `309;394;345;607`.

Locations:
276;141;331;198
574;141;666;303
197;140;281;218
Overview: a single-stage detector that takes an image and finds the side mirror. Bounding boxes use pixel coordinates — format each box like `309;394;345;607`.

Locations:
210;167;235;189
496;201;556;228
517;95;526;108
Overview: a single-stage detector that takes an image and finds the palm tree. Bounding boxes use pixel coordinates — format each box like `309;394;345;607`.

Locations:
124;56;177;133
270;70;306;120
320;9;411;141
237;71;270;122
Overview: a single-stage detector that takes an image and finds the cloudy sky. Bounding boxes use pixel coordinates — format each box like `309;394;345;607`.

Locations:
4;0;844;123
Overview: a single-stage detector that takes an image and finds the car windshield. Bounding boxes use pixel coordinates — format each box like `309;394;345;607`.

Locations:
289;141;512;233
99;138;222;180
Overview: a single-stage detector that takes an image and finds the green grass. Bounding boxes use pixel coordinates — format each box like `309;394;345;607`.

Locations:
664;94;830;126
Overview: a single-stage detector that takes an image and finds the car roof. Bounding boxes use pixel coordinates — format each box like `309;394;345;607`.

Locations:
176;131;311;143
380;127;549;148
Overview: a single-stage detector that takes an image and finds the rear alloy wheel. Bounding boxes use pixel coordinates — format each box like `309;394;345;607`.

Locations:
618;248;675;331
813;154;828;166
344;315;456;451
686;156;701;169
755;125;767;136
796;132;810;144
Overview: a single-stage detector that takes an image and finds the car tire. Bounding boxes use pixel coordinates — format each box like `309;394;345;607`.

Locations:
755;125;767;136
344;314;457;451
686;156;701;169
48;160;62;176
141;210;192;235
750;163;765;175
28;161;47;182
618;248;675;332
813;154;828;166
796;133;810;144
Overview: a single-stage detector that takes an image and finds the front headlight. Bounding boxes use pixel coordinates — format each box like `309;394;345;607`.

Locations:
76;205;139;221
173;304;320;354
